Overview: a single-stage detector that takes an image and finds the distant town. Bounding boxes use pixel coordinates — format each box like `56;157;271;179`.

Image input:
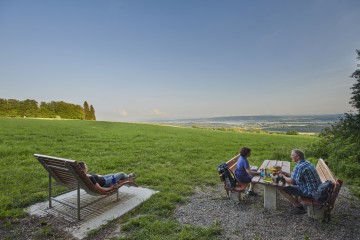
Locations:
152;114;343;133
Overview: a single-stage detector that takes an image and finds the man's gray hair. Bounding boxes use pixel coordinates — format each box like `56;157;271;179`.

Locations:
292;149;305;160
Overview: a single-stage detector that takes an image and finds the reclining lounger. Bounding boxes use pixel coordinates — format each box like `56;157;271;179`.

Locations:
35;154;137;220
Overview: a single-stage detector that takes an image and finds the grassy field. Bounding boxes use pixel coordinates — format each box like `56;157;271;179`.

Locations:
0;118;318;239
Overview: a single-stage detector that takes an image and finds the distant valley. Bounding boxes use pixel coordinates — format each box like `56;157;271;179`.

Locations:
152;114;344;133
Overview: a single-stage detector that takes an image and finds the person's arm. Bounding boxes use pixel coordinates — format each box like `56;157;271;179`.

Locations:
244;159;259;175
280;171;290;177
246;168;260;175
280;171;295;184
283;176;295;185
282;172;296;185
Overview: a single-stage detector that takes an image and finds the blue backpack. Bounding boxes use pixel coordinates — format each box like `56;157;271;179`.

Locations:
217;163;237;189
312;180;334;205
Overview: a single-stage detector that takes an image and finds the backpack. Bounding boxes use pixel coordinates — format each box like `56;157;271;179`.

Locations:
217;163;237;189
312;180;334;205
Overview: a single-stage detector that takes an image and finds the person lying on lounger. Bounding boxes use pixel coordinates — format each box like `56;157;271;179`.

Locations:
79;162;135;192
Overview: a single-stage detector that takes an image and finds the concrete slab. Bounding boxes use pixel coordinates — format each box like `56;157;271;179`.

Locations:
28;186;158;239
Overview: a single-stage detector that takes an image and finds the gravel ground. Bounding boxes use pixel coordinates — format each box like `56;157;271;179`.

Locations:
2;184;358;240
175;183;360;240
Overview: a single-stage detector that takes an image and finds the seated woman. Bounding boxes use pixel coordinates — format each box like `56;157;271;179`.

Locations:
235;147;260;196
79;162;135;193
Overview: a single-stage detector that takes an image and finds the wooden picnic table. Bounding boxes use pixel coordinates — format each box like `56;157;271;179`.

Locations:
252;160;291;210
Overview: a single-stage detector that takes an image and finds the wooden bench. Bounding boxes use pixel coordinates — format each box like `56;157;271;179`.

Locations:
218;154;252;201
35;154;138;220
300;158;343;222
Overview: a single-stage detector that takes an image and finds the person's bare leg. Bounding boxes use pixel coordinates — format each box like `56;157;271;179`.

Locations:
248;182;255;191
279;189;302;207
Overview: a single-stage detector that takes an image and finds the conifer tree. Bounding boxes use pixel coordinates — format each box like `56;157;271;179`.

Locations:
83;101;90;120
89;105;96;120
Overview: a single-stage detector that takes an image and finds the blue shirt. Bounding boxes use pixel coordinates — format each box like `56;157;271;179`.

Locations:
235;156;251;180
291;159;321;196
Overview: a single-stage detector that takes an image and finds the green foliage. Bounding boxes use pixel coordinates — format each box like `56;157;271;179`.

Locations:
120;215;221;240
34;225;57;239
311;50;360;186
350;186;360;199
350;49;360;113
0;118;316;238
47;101;84;119
89;105;96;120
0;98;96;120
83;101;90;120
286;130;299;135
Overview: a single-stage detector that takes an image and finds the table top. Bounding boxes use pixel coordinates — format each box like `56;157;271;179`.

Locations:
252;160;291;186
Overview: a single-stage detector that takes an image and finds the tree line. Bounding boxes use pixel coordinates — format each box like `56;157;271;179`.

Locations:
0;99;96;120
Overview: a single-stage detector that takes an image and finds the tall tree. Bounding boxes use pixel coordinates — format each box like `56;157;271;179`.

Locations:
39;102;55;118
312;49;360;186
350;49;360;113
83;101;90;120
21;99;39;117
89;105;96;120
7;99;20;117
0;98;7;117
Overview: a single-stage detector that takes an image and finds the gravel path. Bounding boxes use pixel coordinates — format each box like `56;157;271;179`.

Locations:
175;184;360;240
3;184;358;239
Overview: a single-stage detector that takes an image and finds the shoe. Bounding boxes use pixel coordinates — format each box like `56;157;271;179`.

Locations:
128;173;136;179
292;206;306;214
246;190;258;197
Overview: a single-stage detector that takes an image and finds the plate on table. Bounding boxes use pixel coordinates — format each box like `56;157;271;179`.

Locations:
263;175;274;183
267;166;282;175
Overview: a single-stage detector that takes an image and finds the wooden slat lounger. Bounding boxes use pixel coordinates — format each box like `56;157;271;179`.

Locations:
35;154;138;220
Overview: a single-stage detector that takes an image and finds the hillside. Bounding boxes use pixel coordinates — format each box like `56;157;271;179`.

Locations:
0;118;318;239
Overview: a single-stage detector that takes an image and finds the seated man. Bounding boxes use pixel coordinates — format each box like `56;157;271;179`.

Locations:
79;162;135;193
279;149;321;214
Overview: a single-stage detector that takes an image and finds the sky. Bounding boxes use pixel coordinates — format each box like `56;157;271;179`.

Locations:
0;0;359;122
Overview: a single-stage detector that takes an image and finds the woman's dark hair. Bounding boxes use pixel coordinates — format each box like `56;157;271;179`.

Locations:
240;147;251;157
78;161;86;170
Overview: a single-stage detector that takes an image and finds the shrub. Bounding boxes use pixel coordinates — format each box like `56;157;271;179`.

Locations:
286;130;299;135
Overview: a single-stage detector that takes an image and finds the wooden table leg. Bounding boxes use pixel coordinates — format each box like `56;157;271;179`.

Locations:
264;185;277;210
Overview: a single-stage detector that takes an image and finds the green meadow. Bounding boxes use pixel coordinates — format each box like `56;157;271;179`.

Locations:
0;118;317;239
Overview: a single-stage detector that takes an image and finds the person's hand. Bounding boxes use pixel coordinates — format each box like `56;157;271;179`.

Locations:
283;176;289;183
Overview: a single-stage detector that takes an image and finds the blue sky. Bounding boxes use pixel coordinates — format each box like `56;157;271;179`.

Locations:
0;0;359;122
